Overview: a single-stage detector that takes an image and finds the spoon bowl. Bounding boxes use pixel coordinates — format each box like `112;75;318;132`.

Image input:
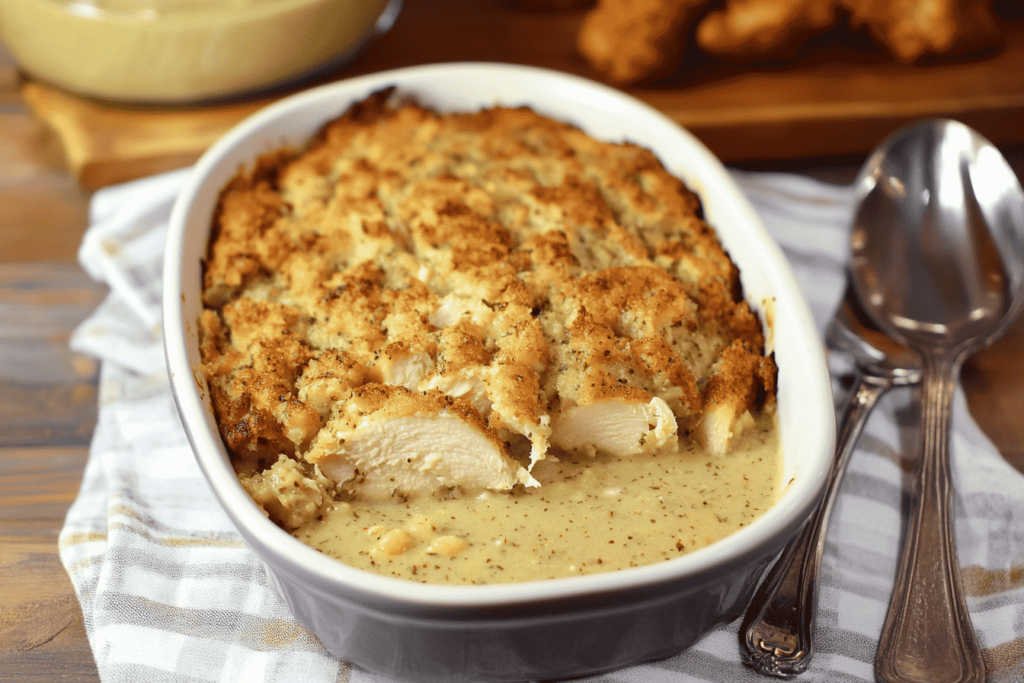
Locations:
849;119;1024;683
851;119;1024;351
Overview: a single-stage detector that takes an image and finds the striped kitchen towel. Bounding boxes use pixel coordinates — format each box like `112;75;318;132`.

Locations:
59;166;1024;682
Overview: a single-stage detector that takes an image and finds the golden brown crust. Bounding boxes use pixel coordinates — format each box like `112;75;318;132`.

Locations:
577;0;712;84
200;93;776;516
696;0;841;63
579;0;1006;76
840;0;1003;63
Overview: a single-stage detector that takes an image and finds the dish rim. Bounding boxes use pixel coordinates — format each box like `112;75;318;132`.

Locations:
163;61;835;610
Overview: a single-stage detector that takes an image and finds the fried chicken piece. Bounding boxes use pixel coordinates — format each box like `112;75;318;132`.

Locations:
696;0;841;62
577;0;713;84
840;0;1003;62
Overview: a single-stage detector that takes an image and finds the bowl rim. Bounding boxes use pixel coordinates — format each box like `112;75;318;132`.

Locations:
164;61;835;610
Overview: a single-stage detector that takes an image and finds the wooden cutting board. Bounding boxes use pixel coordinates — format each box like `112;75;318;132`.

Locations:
20;0;1024;189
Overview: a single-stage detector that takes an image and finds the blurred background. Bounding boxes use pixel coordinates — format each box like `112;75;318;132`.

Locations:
1;0;1021;262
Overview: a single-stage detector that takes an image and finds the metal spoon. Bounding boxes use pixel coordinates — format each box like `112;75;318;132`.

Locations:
740;282;922;678
849;119;1024;683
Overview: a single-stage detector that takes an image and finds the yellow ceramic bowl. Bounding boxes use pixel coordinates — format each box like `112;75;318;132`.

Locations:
0;0;401;103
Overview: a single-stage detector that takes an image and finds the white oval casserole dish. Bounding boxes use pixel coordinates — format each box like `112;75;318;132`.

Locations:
163;62;835;682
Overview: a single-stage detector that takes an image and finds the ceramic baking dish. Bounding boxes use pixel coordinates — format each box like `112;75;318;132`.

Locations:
163;62;835;682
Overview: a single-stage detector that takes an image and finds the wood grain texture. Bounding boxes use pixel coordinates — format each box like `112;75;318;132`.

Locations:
19;83;265;189
962;314;1024;471
0;262;103;681
1;525;82;652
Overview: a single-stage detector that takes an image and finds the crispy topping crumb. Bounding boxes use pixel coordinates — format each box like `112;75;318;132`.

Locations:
200;92;776;528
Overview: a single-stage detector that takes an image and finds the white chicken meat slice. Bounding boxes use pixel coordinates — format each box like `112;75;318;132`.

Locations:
305;385;536;500
550;396;678;458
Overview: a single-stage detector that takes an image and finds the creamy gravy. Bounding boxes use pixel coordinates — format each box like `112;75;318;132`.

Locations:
294;414;780;584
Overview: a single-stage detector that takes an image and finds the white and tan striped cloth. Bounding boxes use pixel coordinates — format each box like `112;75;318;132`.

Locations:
60;166;1024;682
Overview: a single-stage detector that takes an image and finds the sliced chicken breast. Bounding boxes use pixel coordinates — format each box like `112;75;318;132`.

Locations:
305;385;535;500
551;396;678;457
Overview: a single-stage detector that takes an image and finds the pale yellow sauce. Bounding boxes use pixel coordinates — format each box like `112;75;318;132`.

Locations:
294;416;780;584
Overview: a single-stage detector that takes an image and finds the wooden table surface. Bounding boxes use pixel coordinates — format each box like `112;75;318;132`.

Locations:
1;2;1022;680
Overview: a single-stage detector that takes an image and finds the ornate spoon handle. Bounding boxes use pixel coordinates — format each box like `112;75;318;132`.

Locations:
740;372;891;678
874;352;986;683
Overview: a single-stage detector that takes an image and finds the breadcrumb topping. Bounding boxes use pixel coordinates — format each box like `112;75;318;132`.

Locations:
199;88;776;524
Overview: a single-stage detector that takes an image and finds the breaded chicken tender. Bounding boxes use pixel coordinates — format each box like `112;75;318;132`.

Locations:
576;0;1006;78
840;0;1003;62
577;0;712;83
696;0;841;62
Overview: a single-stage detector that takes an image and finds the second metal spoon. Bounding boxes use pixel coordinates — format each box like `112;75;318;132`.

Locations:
739;282;922;678
851;119;1024;683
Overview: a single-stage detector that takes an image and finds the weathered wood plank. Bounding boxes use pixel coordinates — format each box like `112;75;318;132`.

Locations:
0;447;90;520
0;616;98;682
0;483;98;679
0;263;104;448
0;533;80;650
0;382;98;448
0;262;101;679
0;114;93;263
962;312;1024;473
0;536;96;680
